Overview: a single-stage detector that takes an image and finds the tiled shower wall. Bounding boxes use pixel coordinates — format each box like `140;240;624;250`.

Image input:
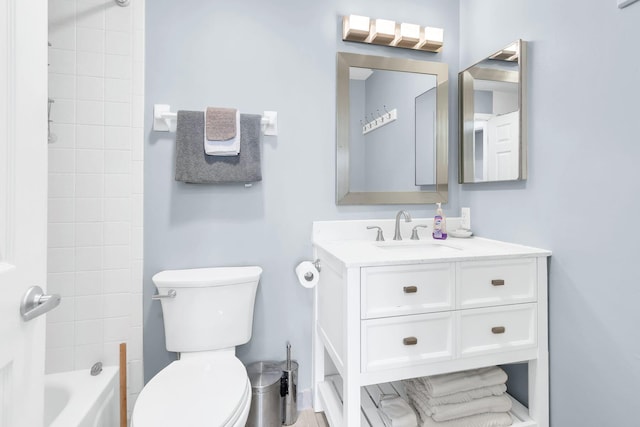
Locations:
46;0;145;417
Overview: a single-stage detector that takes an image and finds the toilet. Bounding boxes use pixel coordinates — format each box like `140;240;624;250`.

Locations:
132;266;262;427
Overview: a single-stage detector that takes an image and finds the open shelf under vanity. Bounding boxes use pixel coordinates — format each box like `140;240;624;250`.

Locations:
319;375;536;427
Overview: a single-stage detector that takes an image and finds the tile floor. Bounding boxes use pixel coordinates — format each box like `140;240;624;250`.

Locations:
290;410;329;427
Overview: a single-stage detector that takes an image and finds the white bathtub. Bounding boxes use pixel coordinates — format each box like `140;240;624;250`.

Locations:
44;366;119;427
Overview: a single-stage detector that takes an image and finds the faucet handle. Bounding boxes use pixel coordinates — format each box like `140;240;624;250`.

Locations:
410;225;429;240
367;226;385;242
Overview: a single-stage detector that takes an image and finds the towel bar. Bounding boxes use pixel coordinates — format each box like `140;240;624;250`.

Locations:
153;104;278;136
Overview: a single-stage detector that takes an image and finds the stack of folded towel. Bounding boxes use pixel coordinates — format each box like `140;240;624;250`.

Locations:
403;366;513;427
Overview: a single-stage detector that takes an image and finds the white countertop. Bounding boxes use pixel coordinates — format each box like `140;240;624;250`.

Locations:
313;236;551;268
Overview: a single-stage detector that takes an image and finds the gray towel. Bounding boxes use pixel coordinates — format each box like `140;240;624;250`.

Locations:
175;111;262;183
206;107;237;141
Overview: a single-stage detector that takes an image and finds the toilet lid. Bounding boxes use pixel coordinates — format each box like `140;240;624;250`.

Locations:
132;357;250;427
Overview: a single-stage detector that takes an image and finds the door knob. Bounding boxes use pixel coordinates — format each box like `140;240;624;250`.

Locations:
20;286;61;321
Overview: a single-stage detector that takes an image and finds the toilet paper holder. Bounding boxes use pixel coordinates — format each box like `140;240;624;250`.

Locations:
304;260;321;281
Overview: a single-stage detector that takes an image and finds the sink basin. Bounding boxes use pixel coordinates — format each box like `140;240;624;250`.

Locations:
374;240;462;254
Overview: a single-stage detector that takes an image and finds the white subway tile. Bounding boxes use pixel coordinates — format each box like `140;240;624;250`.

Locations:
104;198;131;221
76;2;105;29
105;150;131;174
132;95;143;128
77;52;104;77
77;27;105;53
49;48;76;75
45;347;75;374
48;148;75;174
75;246;103;271
102;341;121;366
76;124;104;149
105;102;131;127
131;260;142;288
131;194;143;227
77;76;104;101
131;226;142;260
76;149;105;174
132;61;144;96
104;293;130;318
46;321;75;349
132;30;144;62
105;78;131;103
49;173;75;198
128;326;143;360
106;31;131;56
75;198;103;222
74;344;103;371
49;23;76;51
106;4;132;32
50;123;76;148
75;270;102;296
130;293;142;327
104;316;129;342
75;174;104;198
133;0;145;30
105;174;131;197
48;247;75;274
76;100;104;126
105;54;131;79
47;296;75;323
103;268;131;294
75;295;104;321
49;0;76;31
48;223;75;248
104;222;130;245
128;360;144;394
47;272;75;297
105;126;131;150
75;319;103;345
131;127;143;161
48;198;75;223
52;98;76;124
75;222;104;247
103;245;130;269
49;73;76;100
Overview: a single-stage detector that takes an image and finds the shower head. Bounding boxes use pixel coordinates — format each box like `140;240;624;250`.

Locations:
115;0;130;6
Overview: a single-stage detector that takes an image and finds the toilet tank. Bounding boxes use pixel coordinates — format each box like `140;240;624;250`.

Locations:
152;266;262;353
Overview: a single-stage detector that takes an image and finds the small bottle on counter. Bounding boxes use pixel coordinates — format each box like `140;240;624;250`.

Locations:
432;202;448;240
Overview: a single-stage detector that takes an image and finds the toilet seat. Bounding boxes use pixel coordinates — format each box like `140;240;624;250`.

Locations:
132;356;251;427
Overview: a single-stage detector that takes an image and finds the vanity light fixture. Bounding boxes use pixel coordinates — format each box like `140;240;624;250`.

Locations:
342;15;443;53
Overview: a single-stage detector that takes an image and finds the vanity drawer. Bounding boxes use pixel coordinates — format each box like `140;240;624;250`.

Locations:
361;312;454;372
458;303;537;358
361;263;455;319
457;258;537;309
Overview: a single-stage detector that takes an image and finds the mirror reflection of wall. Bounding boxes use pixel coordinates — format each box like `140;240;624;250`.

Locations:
459;40;526;183
348;67;437;192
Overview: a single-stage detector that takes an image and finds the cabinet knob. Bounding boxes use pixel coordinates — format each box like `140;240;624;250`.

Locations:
491;326;506;334
403;337;418;346
403;286;418;294
491;279;505;286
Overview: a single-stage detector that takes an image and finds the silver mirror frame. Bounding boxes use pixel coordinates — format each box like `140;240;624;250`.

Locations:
336;52;449;205
458;40;527;184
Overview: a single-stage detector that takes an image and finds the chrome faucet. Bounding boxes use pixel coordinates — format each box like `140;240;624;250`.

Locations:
393;210;412;240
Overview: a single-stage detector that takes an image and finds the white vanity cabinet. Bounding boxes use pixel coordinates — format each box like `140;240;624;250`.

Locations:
311;220;550;427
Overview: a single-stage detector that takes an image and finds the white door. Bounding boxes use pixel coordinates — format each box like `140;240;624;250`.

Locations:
0;1;49;426
487;111;520;181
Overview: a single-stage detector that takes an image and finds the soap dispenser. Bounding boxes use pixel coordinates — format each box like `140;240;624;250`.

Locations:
432;202;448;240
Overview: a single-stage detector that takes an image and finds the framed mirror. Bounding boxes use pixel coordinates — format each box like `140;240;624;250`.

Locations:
336;52;449;205
459;40;527;183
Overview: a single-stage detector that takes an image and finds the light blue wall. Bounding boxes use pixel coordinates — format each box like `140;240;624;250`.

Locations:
459;1;640;425
144;0;460;389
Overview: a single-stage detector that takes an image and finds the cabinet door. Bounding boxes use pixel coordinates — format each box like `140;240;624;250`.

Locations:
361;263;455;319
457;258;536;309
361;312;454;372
458;303;537;358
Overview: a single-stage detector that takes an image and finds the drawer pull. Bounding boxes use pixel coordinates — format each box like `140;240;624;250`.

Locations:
491;326;506;334
491;279;505;286
403;337;418;346
403;286;418;294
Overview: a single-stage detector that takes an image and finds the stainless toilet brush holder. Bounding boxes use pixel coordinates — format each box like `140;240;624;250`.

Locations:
280;343;298;425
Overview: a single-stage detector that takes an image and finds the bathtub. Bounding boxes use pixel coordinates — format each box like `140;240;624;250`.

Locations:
44;366;119;427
